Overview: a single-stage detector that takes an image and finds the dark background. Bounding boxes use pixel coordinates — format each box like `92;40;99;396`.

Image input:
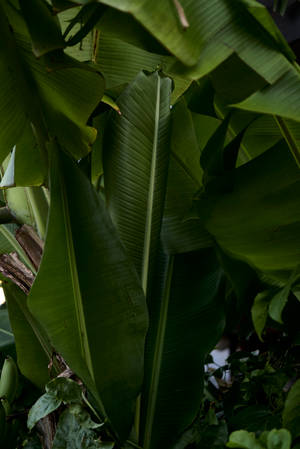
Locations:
258;0;300;60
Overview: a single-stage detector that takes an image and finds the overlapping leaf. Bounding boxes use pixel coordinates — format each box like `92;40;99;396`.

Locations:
4;281;51;388
141;250;225;449
104;71;172;288
0;3;104;162
28;144;148;440
196;140;300;283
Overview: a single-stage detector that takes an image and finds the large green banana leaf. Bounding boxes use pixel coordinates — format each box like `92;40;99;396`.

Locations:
141;249;225;449
236;66;300;123
84;0;293;72
103;72;225;449
196;140;300;283
88;0;295;90
94;8;191;102
0;3;104;162
104;71;172;291
28;144;148;441
234;68;300;165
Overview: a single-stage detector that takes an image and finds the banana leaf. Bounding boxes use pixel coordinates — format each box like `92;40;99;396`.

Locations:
196;140;300;283
28;144;148;441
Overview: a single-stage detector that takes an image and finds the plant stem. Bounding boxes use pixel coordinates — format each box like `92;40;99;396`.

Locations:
142;256;174;449
82;392;103;423
0;225;37;275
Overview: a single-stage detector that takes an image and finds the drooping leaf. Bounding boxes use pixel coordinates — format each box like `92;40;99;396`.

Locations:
240;0;294;58
19;0;65;57
28;143;148;440
0;4;105;161
236;67;300;124
0;9;28;163
91;0;295;83
196;140;300;284
282;379;300;440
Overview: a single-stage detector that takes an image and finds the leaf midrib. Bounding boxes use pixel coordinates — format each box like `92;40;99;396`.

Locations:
142;256;174;449
140;75;161;295
60;168;94;381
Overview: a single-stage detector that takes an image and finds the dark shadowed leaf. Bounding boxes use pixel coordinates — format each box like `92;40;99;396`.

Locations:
4;282;51;388
46;378;82;404
19;0;65;57
141;249;225;449
282;379;300;440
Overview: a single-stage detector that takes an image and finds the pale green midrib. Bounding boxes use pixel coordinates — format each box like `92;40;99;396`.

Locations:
142;256;174;449
25;187;47;240
274;116;300;168
59;167;108;425
0;225;37;275
141;75;161;295
60;174;94;381
0;328;13;337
